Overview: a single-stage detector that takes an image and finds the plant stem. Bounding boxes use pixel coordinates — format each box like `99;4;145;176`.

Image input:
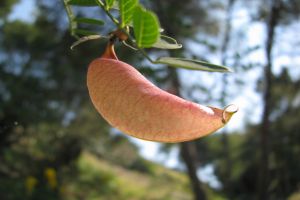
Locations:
94;0;154;63
62;0;79;39
136;46;155;63
95;0;119;25
126;35;155;63
64;0;154;63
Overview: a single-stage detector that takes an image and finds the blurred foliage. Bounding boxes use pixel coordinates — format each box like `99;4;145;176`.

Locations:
67;151;193;200
0;0;19;17
194;69;300;199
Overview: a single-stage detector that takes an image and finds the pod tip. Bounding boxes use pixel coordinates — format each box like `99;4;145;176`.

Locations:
222;104;238;124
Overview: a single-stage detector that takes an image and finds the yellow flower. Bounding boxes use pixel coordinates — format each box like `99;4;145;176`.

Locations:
44;167;57;189
25;176;38;195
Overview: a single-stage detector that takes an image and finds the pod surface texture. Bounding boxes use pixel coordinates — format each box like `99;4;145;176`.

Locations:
87;58;235;142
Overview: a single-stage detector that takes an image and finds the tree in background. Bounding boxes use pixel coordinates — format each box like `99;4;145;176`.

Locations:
193;0;300;199
256;0;299;199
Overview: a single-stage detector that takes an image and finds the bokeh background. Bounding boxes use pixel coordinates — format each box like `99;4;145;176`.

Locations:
1;0;300;199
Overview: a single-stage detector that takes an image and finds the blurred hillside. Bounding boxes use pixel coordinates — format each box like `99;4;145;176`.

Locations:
3;151;194;200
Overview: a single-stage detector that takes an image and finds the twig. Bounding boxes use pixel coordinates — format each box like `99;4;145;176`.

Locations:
94;0;154;63
95;0;119;25
62;0;79;39
63;0;154;63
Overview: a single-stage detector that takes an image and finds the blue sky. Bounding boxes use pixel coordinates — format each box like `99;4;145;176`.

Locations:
8;0;35;22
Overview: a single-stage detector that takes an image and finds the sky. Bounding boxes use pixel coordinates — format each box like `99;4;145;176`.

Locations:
8;0;300;189
8;0;35;22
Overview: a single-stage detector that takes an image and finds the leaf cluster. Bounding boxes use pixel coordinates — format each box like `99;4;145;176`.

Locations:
63;0;231;72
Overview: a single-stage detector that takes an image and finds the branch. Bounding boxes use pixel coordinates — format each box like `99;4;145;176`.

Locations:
63;0;155;63
95;0;119;25
62;0;79;39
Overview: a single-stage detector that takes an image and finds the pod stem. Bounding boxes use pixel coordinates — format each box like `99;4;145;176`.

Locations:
101;37;118;60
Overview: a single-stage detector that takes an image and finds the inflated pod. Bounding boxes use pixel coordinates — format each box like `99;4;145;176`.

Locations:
87;43;237;142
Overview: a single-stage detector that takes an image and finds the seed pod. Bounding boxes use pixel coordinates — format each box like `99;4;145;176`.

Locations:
87;43;237;142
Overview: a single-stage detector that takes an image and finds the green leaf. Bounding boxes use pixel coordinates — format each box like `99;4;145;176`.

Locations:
105;0;114;9
152;35;182;49
68;0;98;6
155;57;231;72
73;29;99;36
133;5;160;48
119;0;138;27
73;17;105;26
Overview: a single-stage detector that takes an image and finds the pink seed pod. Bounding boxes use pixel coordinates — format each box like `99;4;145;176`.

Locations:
87;43;237;143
